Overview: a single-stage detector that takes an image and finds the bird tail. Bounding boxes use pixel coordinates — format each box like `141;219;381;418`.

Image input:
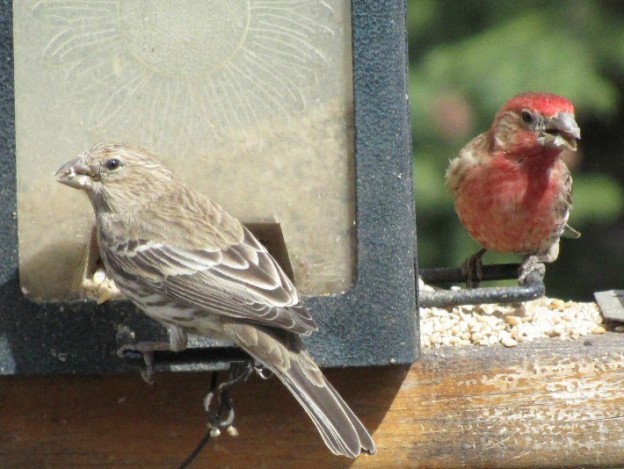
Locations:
223;322;376;458
273;348;377;458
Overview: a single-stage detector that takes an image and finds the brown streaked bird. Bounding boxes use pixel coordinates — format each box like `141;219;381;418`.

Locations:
55;143;376;458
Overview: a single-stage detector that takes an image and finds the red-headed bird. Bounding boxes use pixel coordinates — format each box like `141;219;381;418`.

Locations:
446;92;581;283
55;143;376;458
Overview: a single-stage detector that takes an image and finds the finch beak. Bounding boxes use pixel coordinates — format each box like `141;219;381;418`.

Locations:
55;157;94;190
542;112;581;151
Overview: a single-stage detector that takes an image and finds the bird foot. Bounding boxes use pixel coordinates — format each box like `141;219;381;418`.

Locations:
116;341;172;385
518;255;546;286
252;361;273;380
461;248;487;288
204;361;254;437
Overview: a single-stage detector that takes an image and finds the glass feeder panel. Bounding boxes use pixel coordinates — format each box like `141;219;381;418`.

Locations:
14;0;355;301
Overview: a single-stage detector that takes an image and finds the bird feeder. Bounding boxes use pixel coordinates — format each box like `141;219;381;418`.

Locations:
1;0;417;375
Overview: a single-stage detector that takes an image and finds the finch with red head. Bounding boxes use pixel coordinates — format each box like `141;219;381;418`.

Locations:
446;92;581;284
55;143;375;458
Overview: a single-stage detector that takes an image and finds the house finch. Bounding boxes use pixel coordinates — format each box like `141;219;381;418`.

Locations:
55;143;376;458
446;92;581;284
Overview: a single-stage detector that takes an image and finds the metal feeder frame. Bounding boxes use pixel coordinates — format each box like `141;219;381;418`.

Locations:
0;0;417;376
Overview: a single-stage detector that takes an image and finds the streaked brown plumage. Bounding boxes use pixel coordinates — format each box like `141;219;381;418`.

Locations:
55;143;375;458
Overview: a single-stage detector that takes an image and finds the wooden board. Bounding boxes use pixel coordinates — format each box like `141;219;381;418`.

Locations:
1;333;623;468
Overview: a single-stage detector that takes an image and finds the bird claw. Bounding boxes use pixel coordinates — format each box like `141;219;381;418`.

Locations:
116;341;172;385
136;352;155;385
518;255;546;285
462;248;487;288
253;361;273;380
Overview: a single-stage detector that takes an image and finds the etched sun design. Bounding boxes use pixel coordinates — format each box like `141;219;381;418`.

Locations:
33;0;336;153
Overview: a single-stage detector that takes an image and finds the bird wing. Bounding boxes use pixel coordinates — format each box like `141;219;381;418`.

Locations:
104;226;317;335
558;163;581;239
562;223;581;239
561;166;581;239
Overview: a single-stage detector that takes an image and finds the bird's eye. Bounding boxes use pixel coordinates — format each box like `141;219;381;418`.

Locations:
521;110;534;125
103;158;121;171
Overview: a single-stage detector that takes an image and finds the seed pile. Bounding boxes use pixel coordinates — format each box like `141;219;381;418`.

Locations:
420;282;607;348
82;267;121;304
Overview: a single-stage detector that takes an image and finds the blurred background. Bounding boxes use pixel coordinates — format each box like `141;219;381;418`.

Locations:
408;0;624;301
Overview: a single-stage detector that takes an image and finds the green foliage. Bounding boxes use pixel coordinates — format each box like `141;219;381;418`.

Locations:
409;0;624;299
570;174;624;223
415;12;617;115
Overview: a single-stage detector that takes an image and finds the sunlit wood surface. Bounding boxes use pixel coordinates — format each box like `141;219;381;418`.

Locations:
1;333;623;468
